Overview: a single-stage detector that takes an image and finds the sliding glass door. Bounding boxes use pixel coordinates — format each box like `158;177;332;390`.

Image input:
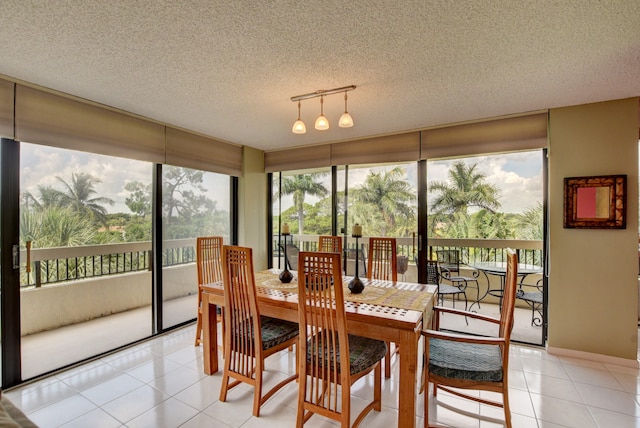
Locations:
19;142;154;378
161;166;231;330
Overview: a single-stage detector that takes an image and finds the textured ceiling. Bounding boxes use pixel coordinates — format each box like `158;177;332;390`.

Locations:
1;1;639;152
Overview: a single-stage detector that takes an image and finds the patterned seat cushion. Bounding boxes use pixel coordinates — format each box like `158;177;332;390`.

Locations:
517;290;542;304
307;334;387;375
438;284;464;295
260;316;299;350
429;338;503;382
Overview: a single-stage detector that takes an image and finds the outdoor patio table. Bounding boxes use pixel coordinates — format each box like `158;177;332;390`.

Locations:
469;261;542;310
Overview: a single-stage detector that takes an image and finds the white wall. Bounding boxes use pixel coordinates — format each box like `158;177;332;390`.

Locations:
21;264;196;335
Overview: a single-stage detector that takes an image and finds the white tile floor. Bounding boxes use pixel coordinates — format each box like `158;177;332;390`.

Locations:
6;323;640;428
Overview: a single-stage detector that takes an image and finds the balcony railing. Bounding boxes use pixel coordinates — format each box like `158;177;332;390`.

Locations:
22;236;543;288
20;239;196;288
273;235;543;267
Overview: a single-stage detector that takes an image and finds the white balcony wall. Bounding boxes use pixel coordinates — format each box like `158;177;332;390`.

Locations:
20;264;196;335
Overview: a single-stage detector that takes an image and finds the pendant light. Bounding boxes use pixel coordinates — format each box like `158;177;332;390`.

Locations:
338;91;354;128
291;101;306;134
314;95;329;130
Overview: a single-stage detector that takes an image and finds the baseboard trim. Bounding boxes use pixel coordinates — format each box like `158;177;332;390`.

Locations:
546;346;639;368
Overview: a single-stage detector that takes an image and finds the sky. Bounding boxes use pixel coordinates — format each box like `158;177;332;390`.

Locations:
279;150;543;214
21;142;543;216
20;143;231;214
426;151;543;214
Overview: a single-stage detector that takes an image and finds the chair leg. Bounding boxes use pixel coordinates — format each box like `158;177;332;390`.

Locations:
423;380;429;428
253;365;263;417
194;309;202;346
503;387;512;428
384;343;392;378
374;363;382;411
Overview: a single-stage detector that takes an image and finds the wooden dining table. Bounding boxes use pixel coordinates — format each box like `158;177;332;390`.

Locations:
201;269;437;428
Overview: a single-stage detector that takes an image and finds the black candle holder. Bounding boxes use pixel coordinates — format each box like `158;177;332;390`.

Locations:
279;232;293;283
348;234;364;294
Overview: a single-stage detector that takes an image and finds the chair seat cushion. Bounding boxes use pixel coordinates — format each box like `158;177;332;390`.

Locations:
260;316;299;349
429;338;503;382
448;275;477;283
307;334;387;375
517;290;543;304
438;284;464;295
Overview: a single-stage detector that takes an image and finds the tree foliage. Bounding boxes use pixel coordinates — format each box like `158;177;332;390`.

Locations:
277;173;328;235
350;166;416;237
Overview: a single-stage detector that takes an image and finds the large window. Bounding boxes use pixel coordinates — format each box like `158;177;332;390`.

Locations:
344;163;418;279
20;143;154;378
271;168;332;268
162;166;230;329
271;163;418;279
427;151;543;242
426;150;545;345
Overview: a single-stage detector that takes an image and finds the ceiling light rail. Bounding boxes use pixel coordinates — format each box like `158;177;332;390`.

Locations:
290;85;356;134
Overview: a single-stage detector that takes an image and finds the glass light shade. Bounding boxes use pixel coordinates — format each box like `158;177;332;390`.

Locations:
315;115;329;130
292;119;306;134
338;112;353;128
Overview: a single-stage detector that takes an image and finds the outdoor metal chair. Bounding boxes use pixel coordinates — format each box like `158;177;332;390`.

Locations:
345;247;367;277
425;259;468;313
279;242;300;270
436;249;480;307
516;278;544;326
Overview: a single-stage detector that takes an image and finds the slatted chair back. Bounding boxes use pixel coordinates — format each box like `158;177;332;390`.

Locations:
367;237;397;282
222;245;261;373
297;251;385;427
194;236;224;346
318;235;343;254
219;245;299;417
297;251;349;423
197;236;224;286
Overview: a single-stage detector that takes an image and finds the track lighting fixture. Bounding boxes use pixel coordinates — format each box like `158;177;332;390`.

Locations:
290;85;356;134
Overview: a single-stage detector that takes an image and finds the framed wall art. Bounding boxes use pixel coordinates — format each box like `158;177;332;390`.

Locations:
563;175;626;229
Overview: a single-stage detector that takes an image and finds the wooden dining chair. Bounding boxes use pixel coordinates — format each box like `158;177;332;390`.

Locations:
296;251;386;428
219;245;300;417
194;236;224;346
367;237;397;283
367;237;397;378
318;235;343;254
421;249;518;428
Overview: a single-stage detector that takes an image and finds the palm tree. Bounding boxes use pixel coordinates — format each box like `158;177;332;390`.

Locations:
278;173;328;235
429;161;501;231
350;166;415;236
513;202;543;240
21;207;96;248
51;172;115;224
